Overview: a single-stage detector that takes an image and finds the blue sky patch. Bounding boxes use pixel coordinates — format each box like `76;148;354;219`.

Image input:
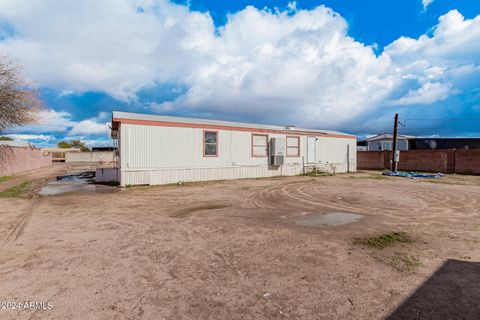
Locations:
0;0;479;146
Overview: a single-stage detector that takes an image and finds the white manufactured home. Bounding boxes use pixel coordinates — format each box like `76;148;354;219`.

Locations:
98;111;356;186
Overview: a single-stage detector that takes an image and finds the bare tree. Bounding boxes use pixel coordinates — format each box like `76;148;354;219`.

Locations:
0;54;41;132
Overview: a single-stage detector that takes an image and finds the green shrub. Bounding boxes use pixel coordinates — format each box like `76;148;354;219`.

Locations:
354;232;413;249
0;182;30;198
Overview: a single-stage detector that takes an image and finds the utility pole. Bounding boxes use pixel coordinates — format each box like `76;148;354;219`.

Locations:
391;113;399;172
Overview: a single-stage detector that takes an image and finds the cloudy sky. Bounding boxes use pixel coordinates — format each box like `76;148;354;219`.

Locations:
0;0;479;147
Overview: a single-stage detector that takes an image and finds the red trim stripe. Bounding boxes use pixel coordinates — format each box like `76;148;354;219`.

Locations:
112;118;355;139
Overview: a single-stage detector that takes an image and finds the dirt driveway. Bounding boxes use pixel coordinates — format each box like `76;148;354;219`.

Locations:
0;166;479;319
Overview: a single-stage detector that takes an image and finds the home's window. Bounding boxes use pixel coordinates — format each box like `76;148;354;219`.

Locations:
287;136;300;156
381;141;392;151
204;131;218;156
252;134;268;157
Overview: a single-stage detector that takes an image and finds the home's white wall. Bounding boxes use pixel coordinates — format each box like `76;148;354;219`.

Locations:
316;136;357;173
118;123;356;185
120;124;307;169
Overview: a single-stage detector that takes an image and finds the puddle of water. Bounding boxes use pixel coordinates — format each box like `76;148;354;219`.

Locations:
295;212;363;227
39;171;117;196
56;171;95;183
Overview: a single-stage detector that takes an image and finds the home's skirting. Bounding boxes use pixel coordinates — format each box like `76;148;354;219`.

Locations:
117;163;356;186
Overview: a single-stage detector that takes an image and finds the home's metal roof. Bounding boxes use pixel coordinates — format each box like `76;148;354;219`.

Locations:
112;111;352;136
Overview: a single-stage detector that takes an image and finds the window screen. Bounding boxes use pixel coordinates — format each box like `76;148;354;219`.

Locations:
287;136;300;156
204;131;218;156
252;134;268;157
381;141;391;151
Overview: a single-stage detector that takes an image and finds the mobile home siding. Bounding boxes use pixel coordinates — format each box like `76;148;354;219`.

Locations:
117;123;356;186
316;136;357;173
367;138;409;151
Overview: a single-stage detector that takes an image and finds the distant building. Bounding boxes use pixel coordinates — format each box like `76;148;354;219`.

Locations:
410;138;480;150
92;147;117;152
41;148;81;162
359;135;480;151
356;140;367;151
364;134;414;151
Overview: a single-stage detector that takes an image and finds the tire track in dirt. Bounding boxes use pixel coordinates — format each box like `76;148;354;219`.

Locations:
296;184;365;212
384;184;479;219
246;182;366;214
244;179;480;229
1;197;42;247
344;182;480;231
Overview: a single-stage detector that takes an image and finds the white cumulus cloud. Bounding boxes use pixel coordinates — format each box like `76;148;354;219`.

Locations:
4;133;54;141
0;1;479;133
6;109;75;133
69;119;110;136
387;82;452;106
4;109;111;137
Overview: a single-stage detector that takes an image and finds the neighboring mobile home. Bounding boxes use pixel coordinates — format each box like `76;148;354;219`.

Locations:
100;111;356;186
361;134;480;151
365;134;413;151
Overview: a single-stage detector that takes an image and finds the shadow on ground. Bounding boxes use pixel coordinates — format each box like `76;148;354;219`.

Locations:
387;259;480;320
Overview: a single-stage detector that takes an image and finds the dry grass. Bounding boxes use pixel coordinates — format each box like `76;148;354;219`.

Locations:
375;252;423;272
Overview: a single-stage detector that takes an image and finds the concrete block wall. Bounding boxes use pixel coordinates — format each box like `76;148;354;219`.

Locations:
397;150;451;173
455;150;480;174
65;151;114;163
356;151;387;169
357;150;480;174
1;146;52;177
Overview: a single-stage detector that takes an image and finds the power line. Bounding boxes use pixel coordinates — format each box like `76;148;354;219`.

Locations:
402;125;479;131
404;118;480;121
399;118;480;129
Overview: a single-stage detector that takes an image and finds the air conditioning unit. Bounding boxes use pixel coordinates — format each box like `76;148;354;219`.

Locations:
270;138;285;166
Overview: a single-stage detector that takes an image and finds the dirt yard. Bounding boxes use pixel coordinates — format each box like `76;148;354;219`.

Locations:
0;166;479;319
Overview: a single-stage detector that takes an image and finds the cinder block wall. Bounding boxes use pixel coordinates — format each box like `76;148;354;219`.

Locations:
357;151;388;169
1;146;52;177
357;150;480;174
65;151;114;163
455;150;480;174
397;150;451;172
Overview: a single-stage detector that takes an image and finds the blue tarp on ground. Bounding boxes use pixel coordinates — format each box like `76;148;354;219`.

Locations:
382;171;445;179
